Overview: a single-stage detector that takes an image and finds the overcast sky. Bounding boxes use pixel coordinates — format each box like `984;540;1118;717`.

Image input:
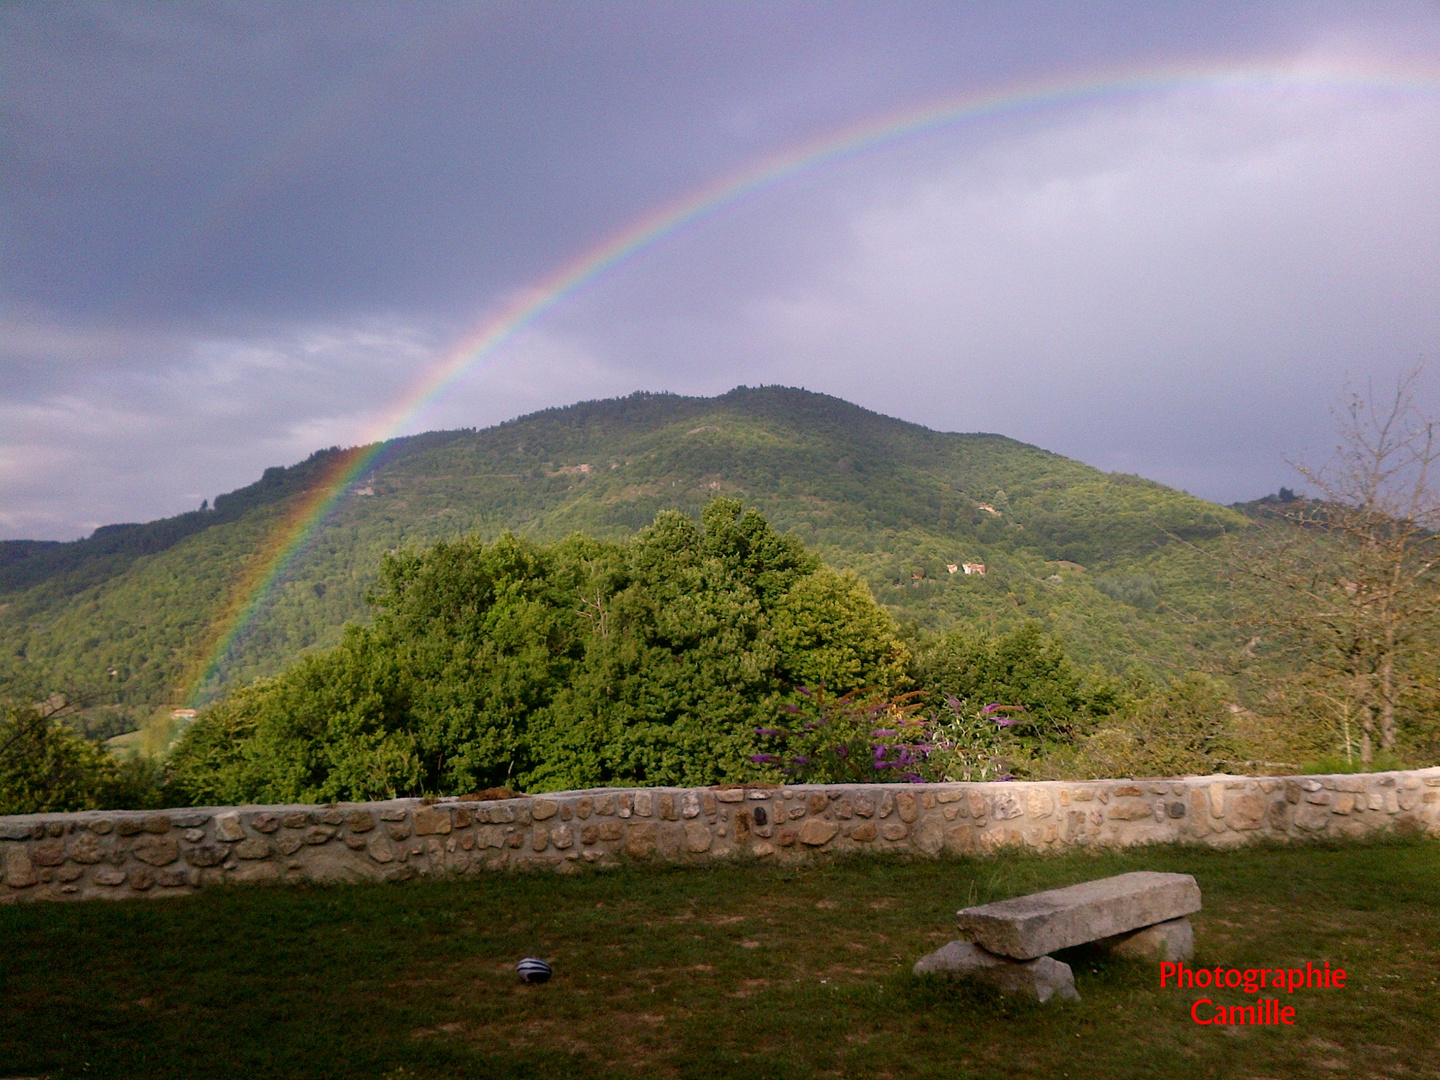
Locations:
3;2;1438;540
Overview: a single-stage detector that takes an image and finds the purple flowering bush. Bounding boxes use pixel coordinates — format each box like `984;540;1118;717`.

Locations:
752;686;1026;784
925;697;1025;781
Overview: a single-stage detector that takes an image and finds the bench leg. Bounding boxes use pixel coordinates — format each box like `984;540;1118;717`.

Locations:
914;940;1080;1003
1096;916;1194;962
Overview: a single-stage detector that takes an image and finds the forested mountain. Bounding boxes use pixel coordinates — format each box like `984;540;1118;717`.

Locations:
0;386;1247;732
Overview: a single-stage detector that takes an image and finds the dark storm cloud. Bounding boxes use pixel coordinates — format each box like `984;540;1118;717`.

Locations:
2;2;1438;537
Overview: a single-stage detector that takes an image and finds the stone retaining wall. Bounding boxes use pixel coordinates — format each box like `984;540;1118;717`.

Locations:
4;768;1439;904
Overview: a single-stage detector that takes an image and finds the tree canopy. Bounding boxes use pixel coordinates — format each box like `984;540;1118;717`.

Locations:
168;500;911;801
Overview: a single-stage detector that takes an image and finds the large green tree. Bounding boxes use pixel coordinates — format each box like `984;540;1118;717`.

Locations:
169;500;911;801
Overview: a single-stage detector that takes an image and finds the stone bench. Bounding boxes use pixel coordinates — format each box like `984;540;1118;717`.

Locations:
914;871;1201;1002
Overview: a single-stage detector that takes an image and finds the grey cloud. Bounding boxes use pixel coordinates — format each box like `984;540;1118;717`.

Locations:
529;71;1439;503
2;3;1438;537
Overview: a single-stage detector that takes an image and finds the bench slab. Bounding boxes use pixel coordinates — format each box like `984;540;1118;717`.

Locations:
956;871;1201;960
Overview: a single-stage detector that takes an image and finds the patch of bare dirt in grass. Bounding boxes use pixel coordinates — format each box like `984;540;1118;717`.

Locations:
728;978;771;998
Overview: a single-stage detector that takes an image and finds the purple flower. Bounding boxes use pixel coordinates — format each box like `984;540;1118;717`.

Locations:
982;703;1004;716
755;728;783;736
946;694;962;711
792;755;811;764
871;729;896;738
783;704;801;713
750;754;779;764
796;685;812;697
995;718;1016;728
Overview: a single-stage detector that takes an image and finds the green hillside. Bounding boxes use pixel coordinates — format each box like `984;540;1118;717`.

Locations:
0;387;1247;728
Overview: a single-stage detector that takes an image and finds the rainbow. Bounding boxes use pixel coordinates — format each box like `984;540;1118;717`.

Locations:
184;57;1440;704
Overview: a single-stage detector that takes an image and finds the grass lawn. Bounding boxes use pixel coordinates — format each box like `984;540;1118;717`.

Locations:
3;837;1438;1079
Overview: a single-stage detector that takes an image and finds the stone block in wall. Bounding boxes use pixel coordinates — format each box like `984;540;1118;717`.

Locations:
414;808;451;835
1026;790;1053;819
913;819;945;855
1108;803;1150;822
68;832;105;864
365;835;395;863
799;820;839;846
131;835;180;866
1230;795;1266;830
3;846;37;888
945;825;977;853
896;792;918;823
31;840;66;867
1207;783;1226;818
684;821;712;852
185;843;225;867
625;822;656;858
214;813;244;842
992;792;1023;821
849;822;877;842
234;838;272;860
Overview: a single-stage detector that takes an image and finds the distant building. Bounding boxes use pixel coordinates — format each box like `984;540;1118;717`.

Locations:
171;709;197;721
963;563;986;576
946;564;958;575
976;504;1000;515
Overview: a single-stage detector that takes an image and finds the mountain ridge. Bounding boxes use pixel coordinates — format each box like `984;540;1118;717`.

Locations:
0;386;1246;724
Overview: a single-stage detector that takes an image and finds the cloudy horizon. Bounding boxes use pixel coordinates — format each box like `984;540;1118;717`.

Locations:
4;2;1438;541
